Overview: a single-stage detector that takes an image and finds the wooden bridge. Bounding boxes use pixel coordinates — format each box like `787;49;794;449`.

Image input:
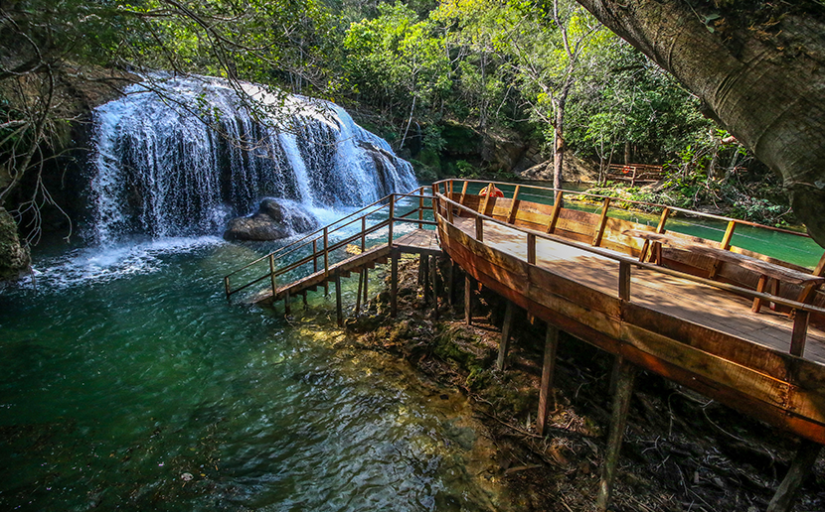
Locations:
224;179;825;512
605;163;665;185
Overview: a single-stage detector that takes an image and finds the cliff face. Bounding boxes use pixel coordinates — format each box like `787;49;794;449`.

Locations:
0;207;30;281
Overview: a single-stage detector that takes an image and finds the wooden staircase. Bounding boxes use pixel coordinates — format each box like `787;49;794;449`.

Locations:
223;187;442;319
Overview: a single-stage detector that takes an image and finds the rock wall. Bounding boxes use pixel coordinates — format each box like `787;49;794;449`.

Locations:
518;154;600;183
0;207;30;281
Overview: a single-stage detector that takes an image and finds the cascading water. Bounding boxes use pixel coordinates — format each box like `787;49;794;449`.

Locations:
90;74;418;244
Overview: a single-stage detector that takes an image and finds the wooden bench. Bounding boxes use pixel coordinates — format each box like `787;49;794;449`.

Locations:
623;229;825;313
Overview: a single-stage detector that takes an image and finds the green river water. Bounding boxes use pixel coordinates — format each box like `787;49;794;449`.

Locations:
1;189;822;512
0;208;507;512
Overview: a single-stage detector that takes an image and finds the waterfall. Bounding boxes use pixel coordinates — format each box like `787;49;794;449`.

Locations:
90;75;418;243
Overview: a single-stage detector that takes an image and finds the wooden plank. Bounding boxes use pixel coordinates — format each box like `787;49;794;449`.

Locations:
537;325;559;435
753;275;769;313
619;262;631;301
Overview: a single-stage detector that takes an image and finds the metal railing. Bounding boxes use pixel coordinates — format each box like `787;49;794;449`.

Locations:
223;186;437;301
432;178;825;359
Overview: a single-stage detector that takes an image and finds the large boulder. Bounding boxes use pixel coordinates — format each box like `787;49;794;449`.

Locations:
224;198;316;241
519;154;600;183
0;208;31;281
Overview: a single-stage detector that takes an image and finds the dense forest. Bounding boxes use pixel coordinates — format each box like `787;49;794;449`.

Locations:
0;0;820;250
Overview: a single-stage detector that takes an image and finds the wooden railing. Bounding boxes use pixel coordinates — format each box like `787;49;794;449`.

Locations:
223;186;437;301
432;178;825;358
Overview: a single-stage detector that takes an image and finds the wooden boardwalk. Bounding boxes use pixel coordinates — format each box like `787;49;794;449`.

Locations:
454;216;825;364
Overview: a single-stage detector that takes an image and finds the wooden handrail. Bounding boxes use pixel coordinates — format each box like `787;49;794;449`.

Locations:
434;178;810;238
224;186;433;299
435;190;825;317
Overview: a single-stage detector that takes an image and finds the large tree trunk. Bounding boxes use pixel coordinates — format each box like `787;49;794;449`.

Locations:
576;0;825;246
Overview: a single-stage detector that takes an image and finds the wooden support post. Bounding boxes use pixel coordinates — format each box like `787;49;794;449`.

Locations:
459;181;469;205
363;268;368;305
302;291;308;309
527;233;537;265
592;197;612;247
422;254;430;306
419;188;424;229
537;324;559;435
390;250;399;318
335;272;343;327
388;195;395;244
284;289;291;316
224;276;231;302
507;185;521;224
447;200;454;223
619;261;631;302
431;256;439;320
355;269;364;316
709;220;736;278
547;191;563;234
770;279;780;311
448;261;455;306
475;216;484;242
269;254;277;297
496;301;514;371
465;274;473;325
596;357;637;512
767;439;823;512
790;309;810;357
361;217;366;252
752;275;769;313
418;254;426;285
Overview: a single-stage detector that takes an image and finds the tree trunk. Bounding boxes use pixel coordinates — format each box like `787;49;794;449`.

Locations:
576;0;825;246
553;82;571;191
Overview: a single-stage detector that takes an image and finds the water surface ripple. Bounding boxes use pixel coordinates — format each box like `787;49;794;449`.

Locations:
0;239;502;511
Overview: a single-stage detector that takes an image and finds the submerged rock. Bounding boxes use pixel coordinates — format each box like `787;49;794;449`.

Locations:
0;208;31;281
223;198;317;241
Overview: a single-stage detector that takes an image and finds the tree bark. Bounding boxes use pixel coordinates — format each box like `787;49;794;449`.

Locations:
576;0;825;246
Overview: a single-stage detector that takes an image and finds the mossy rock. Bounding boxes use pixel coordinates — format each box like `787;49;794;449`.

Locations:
0;208;31;281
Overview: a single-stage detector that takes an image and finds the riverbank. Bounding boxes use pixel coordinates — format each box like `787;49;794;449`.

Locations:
343;257;825;511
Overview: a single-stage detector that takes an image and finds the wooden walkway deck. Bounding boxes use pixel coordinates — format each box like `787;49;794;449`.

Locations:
454;216;825;364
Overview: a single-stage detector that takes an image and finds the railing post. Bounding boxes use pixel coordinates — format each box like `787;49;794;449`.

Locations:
507;185;521;224
419;188;424;229
475;215;484;243
388;194;395;244
527;233;536;265
710;220;737;278
619;261;631;301
313;239;318;273
547;191;563;234
224;276;231;302
790;309;810;357
323;227;329;277
593;197;612;247
459;181;469;205
269;254;277;297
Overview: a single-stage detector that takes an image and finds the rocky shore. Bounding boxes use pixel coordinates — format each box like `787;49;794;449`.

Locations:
339;257;824;511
